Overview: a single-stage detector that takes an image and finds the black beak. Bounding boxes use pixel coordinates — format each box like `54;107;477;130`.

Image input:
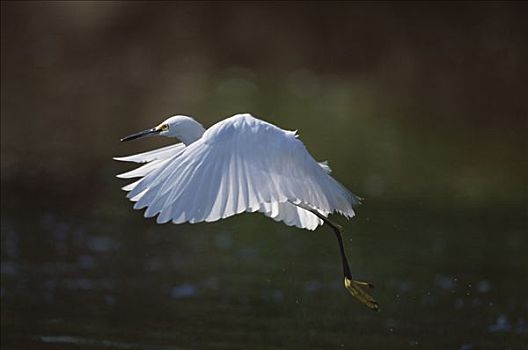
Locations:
120;127;160;142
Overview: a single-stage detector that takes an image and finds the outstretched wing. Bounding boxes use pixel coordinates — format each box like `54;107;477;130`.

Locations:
118;114;359;230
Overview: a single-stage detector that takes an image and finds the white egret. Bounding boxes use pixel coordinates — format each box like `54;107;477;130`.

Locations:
115;113;378;310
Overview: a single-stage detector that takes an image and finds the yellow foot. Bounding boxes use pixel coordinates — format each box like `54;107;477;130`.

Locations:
344;277;379;311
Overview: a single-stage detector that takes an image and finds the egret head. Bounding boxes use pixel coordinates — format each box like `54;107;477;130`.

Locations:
120;115;206;145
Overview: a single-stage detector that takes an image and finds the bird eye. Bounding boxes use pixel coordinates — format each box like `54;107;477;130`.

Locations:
160;124;169;131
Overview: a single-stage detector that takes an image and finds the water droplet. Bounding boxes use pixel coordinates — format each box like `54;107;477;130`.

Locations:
477;280;491;293
488;314;512;332
170;283;198;299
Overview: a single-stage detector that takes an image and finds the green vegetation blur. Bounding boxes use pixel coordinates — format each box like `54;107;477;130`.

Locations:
2;3;525;209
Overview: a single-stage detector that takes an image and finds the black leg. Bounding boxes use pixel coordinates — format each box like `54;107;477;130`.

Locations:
295;204;379;311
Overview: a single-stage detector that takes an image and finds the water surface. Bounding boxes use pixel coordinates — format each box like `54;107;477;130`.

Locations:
2;176;526;349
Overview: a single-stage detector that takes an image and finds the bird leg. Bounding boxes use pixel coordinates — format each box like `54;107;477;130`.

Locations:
300;206;379;311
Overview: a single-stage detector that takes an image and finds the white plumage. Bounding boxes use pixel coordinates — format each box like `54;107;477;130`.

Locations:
115;113;360;230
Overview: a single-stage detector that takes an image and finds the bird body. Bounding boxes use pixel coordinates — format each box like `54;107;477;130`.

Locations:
115;114;359;230
115;113;378;310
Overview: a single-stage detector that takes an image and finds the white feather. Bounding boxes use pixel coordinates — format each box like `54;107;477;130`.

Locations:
113;143;185;163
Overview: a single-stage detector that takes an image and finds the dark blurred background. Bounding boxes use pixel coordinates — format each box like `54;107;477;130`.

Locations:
1;2;527;349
